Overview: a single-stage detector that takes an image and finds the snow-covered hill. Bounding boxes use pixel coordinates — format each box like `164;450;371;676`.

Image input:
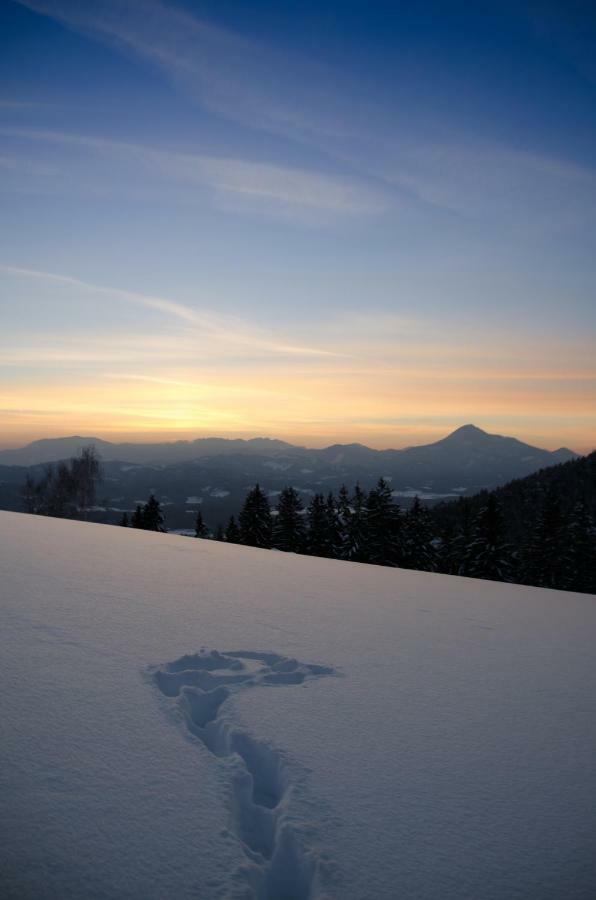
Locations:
1;511;595;899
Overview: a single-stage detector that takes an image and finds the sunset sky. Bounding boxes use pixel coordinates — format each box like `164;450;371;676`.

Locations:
1;0;595;452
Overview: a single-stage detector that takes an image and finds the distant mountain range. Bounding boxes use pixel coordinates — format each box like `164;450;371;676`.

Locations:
0;425;578;530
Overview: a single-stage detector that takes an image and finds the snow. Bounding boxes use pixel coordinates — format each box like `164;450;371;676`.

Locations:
1;511;595;900
392;489;460;500
185;496;203;504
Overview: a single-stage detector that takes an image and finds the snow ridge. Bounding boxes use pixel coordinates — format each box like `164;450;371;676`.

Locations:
151;649;336;899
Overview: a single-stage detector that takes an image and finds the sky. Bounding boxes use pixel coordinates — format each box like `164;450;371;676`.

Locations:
0;0;595;452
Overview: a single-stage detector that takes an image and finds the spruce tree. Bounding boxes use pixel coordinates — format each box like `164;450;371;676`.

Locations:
194;510;208;538
225;515;241;544
448;497;474;576
119;512;129;527
521;487;571;589
403;496;437;572
142;495;166;532
325;492;341;558
366;477;402;566
306;493;331;557
131;505;144;529
567;501;596;594
273;486;306;553
343;484;369;562
335;485;352;559
239;484;272;548
464;494;514;582
214;523;225;541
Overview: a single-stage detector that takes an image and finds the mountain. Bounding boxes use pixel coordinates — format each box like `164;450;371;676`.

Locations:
2;510;595;899
0;435;296;466
0;424;577;472
0;425;580;530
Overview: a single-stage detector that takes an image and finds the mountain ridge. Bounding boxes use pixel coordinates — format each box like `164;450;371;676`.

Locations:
0;425;578;467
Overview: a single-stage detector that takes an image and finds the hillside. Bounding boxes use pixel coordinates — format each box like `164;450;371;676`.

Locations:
1;511;595;899
436;448;596;537
430;450;596;592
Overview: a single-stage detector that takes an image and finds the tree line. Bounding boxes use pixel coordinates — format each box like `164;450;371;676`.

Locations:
127;466;596;595
22;447;596;594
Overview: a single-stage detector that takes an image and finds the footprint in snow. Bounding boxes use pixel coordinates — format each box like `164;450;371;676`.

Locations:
150;648;336;900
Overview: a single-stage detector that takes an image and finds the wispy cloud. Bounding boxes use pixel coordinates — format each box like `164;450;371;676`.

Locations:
12;2;594;230
0;126;385;218
0;263;343;359
13;0;354;142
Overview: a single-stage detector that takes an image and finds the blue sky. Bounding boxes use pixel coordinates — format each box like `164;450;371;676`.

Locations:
1;0;595;450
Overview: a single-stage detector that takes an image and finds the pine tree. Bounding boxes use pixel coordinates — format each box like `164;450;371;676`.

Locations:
343;484;369;562
325;492;341;558
464;494;514;582
520;487;571;589
446;497;474;576
273;486;306;553
366;477;402;566
225;515;241;544
306;493;331;557
567;501;596;594
335;484;352;559
402;496;437;571
131;505;144;529
214;523;225;541
239;484;272;548
194;510;208;538
119;512;129;527
142;495;166;532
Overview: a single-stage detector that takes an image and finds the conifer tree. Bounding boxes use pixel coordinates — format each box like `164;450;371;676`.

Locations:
214;523;225;541
447;497;474;576
335;484;352;559
142;495;166;532
225;515;241;544
119;512;129;527
464;494;513;582
131;505;144;529
567;500;595;594
194;510;208;538
343;484;370;562
273;486;306;553
366;477;402;566
436;518;459;575
239;484;272;548
325;492;341;557
306;493;331;557
521;487;571;589
402;496;437;571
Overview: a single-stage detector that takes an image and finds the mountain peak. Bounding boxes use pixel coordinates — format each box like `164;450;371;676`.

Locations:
443;424;489;442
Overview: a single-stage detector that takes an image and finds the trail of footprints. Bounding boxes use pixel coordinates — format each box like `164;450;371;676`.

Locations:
151;649;335;900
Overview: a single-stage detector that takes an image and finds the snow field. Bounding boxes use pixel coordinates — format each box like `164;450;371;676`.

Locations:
1;510;595;899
